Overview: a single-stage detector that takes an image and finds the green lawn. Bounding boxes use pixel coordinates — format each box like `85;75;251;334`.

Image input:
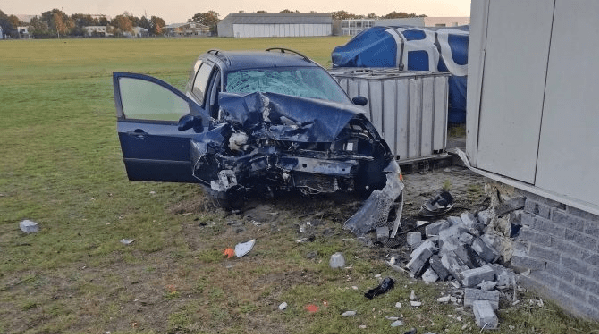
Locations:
1;37;598;334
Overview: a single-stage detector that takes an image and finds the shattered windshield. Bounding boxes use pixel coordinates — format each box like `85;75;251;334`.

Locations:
225;67;351;104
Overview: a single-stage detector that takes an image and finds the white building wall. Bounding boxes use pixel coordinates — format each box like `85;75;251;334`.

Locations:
232;23;331;38
467;0;599;209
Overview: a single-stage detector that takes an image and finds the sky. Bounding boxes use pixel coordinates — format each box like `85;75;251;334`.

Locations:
3;0;470;24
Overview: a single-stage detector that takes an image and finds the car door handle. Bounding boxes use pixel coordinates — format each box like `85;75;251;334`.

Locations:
126;129;147;139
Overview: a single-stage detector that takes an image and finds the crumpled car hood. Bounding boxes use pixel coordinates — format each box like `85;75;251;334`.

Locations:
218;92;368;142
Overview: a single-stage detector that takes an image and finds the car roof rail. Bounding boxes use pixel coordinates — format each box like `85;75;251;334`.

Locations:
265;47;312;63
207;49;231;65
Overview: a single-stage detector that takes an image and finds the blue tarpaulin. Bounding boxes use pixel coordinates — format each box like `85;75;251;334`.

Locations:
332;26;469;123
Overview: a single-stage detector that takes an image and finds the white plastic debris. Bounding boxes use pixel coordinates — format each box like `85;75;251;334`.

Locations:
234;239;256;257
391;320;403;327
278;302;288;310
410;301;422;307
329;252;345;268
395;302;402;308
409;290;417;300
437;295;451;303
20;220;39;233
385;316;400;320
120;239;134;245
342;310;357;317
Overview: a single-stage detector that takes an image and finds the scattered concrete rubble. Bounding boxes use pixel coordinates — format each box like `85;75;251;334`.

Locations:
20;220;39;233
397;200;525;329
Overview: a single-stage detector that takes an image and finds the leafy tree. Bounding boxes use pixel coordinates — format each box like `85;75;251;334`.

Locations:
149;16;165;36
382;11;426;19
257;10;267;13
280;9;293;13
71;14;97;28
111;14;133;34
39;9;73;37
0;10;17;37
139;16;151;30
367;13;378;19
332;11;363;20
189;11;219;34
29;16;51;38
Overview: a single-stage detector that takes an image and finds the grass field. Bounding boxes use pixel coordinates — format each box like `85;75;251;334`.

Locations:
1;37;598;334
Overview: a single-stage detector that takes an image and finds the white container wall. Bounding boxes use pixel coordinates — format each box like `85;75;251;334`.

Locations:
330;69;450;161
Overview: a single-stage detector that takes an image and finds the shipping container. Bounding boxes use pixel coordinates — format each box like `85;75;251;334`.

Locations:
329;68;450;162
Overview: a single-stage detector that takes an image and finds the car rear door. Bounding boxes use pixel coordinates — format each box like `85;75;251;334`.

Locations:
114;72;208;183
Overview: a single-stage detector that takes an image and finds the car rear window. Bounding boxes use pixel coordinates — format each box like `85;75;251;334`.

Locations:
225;67;350;104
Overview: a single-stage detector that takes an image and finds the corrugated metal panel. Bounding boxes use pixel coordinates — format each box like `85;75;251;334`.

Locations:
232;23;331;38
330;68;449;161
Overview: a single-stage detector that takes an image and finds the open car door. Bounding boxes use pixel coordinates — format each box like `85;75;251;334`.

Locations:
114;72;208;183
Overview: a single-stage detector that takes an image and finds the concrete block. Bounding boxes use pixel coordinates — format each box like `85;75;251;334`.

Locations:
441;252;469;279
429;255;451;281
329;252;345;268
529;244;561;263
562;256;591;275
407;240;436;275
473;300;498;329
20;220;39;233
446;216;464;227
496;196;525;217
461;212;478;228
458;232;475;245
464;288;500;309
421;268;439;283
462;265;496;287
453;244;482;269
425;220;451;237
406;232;422;248
477;209;492;226
564;229;597;249
376;226;389;241
553;211;584;232
471;238;499;264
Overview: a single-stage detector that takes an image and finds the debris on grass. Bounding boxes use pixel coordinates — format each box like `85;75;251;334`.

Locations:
364;277;394;299
329;252;345;268
223;248;235;258
20;220;39;233
278;302;288;310
342;310;356;317
234;239;255;257
120;239;134;245
305;304;318;313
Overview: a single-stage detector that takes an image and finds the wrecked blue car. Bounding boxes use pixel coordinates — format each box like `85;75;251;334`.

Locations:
114;48;399;205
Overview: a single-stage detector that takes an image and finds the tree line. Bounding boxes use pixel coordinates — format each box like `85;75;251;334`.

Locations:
0;8;426;39
0;9;166;38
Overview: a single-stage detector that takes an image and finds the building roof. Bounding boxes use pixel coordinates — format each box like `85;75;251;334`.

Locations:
221;13;332;25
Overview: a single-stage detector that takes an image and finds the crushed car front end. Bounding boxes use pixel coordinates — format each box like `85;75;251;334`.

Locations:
189;91;396;200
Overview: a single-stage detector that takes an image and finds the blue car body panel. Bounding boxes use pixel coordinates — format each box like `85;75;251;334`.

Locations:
114;72;207;183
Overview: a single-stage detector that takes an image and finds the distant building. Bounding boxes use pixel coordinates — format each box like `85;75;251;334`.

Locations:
164;22;211;37
0;26;3;39
217;13;332;38
339;19;375;36
84;26;111;37
131;27;149;38
375;17;470;28
17;27;30;38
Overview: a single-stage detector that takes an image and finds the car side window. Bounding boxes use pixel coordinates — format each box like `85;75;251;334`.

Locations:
191;62;214;106
119;77;190;122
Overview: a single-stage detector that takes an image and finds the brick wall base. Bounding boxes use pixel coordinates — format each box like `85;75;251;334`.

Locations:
511;191;599;320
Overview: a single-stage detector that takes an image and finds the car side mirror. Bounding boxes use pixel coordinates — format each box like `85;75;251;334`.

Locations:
178;114;203;132
352;96;368;106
